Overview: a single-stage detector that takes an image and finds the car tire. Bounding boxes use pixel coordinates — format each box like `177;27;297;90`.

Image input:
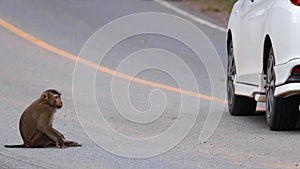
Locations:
266;47;299;130
227;41;257;116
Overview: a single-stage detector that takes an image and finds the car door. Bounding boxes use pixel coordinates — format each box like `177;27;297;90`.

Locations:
235;0;269;87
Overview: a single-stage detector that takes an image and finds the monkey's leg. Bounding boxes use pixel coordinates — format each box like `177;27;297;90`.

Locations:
26;132;55;148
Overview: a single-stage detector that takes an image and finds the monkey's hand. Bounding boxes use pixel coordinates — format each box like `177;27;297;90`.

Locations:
56;140;68;149
56;144;68;149
64;141;82;147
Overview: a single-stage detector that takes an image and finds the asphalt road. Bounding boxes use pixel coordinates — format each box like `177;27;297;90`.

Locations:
0;0;300;169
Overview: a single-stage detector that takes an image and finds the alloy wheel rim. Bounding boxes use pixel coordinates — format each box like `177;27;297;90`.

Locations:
266;53;275;119
227;43;236;106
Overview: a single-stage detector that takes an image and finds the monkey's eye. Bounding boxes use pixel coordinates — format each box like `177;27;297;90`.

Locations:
54;96;59;99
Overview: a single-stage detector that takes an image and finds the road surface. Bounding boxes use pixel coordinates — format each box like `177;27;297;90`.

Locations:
0;0;299;169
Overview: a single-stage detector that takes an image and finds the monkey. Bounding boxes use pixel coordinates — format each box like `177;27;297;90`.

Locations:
4;89;81;148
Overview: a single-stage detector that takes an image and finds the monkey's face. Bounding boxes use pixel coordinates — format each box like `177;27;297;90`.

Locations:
54;94;63;109
41;90;63;109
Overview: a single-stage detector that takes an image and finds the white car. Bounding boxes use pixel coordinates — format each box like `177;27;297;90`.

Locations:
226;0;300;130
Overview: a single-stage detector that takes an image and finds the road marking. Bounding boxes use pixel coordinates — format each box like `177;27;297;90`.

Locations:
0;18;227;104
154;0;227;32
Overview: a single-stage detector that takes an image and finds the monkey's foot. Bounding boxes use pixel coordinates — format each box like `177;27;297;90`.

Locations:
64;141;82;147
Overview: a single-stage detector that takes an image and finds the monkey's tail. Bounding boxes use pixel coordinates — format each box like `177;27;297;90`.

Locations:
4;144;24;148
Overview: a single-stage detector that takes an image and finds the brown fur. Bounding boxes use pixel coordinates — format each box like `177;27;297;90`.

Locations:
5;89;81;148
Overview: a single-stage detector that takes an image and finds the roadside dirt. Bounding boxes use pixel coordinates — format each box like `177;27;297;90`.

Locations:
176;0;231;27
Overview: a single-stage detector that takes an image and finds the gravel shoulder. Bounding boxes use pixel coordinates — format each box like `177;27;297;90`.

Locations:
171;0;231;28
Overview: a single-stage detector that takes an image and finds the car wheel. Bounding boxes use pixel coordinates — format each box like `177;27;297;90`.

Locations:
266;47;299;130
227;41;257;116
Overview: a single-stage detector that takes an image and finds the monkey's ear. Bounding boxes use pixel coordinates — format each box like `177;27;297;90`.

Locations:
42;93;48;100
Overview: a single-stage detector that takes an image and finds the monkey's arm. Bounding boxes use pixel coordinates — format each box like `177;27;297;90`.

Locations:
37;115;66;148
52;129;81;147
53;128;65;139
38;125;66;148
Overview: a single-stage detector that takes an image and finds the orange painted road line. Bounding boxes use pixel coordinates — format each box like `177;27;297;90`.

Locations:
0;18;228;104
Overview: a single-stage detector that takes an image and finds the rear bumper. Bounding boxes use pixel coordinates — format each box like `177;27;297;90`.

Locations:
274;58;300;97
275;83;300;97
274;58;300;86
